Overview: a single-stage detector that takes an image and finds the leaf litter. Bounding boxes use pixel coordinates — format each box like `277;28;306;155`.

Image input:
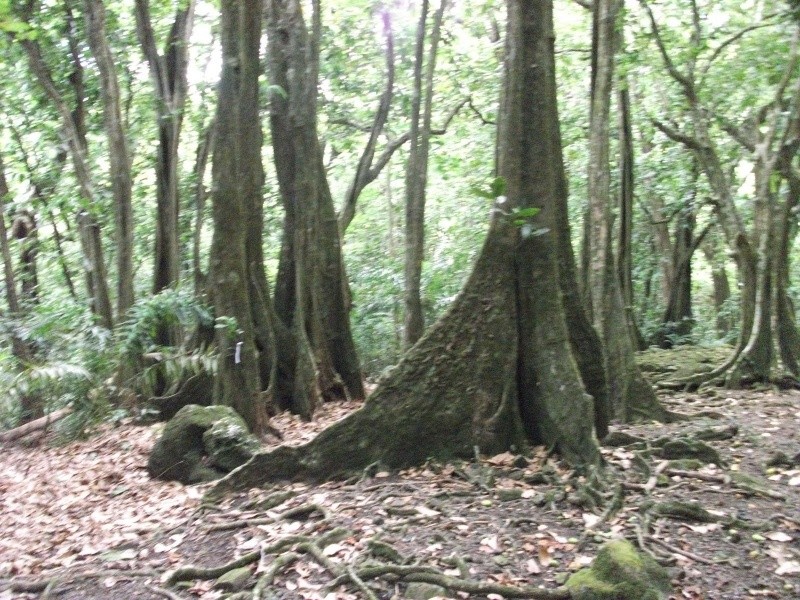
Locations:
0;391;798;599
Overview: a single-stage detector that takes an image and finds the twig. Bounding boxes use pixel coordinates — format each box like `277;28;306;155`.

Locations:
646;536;718;565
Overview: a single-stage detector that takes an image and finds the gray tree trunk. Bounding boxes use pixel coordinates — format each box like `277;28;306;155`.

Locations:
209;0;270;434
84;0;135;318
267;0;364;416
134;0;196;297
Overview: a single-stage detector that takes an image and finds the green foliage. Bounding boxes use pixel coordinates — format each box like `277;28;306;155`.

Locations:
117;288;213;359
116;289;217;398
0;298;113;438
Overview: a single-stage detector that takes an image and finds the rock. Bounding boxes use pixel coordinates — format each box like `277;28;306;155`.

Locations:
566;539;672;600
148;404;260;484
405;582;448;599
214;566;252;592
204;417;261;471
602;431;646;447
496;488;523;501
659;439;722;465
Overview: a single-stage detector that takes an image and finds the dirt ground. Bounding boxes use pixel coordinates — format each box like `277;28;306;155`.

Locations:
1;356;799;599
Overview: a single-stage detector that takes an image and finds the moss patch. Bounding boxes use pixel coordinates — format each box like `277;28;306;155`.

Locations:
566;539;671;600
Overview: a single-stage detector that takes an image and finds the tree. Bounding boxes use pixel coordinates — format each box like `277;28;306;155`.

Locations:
213;0;601;492
641;0;800;385
83;0;135;318
134;0;196;297
266;0;365;416
18;2;114;329
584;0;667;421
403;0;447;348
208;0;273;434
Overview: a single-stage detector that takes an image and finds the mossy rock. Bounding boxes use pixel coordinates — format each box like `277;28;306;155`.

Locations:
566;539;671;600
148;404;260;484
204;417;261;471
658;439;722;465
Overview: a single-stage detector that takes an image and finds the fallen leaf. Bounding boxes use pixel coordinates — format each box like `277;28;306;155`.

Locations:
766;532;792;542
775;560;800;575
525;558;541;574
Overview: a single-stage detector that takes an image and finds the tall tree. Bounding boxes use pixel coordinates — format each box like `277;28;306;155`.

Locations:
585;0;666;420
266;0;364;416
214;0;601;491
209;0;272;434
18;3;114;329
403;0;447;347
642;0;800;385
134;0;196;296
83;0;135;317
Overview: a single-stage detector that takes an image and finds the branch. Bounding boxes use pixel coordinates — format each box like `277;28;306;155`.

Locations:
638;0;694;96
338;10;395;235
467;98;495;125
430;95;468;134
651;119;705;151
698;14;783;88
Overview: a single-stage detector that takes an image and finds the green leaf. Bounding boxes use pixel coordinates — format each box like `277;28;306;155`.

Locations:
490;176;506;197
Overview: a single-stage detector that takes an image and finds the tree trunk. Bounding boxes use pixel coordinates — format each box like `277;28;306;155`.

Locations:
403;0;447;348
21;19;114;330
586;0;666;421
192;119;214;295
84;0;135;318
209;0;270;435
267;0;364;415
701;239;733;339
213;0;600;493
134;0;196;296
617;70;645;350
775;173;800;377
0;155;42;422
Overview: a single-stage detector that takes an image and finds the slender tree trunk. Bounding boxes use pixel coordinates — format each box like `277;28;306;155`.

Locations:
403;0;447;348
192;120;214;294
701;239;732;339
267;0;364;415
213;0;600;493
617;83;646;349
21;17;114;329
134;0;196;296
0;156;41;422
84;0;135;318
586;0;666;421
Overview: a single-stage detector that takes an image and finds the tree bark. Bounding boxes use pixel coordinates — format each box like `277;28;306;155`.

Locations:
209;0;270;434
134;0;196;296
84;0;135;318
267;0;364;415
586;0;666;420
403;0;447;348
213;0;600;492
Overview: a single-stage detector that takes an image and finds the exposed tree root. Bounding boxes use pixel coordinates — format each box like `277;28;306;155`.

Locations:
1;569;156;596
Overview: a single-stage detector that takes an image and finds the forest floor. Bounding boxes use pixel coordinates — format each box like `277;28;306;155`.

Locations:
1;349;799;600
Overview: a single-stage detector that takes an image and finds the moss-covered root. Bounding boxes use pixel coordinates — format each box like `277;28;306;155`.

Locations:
566;539;672;600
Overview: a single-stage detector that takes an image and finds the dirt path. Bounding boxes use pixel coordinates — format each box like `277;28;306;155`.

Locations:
1;388;799;599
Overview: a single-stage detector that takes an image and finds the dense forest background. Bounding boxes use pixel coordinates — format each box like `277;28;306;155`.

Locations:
0;0;798;436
